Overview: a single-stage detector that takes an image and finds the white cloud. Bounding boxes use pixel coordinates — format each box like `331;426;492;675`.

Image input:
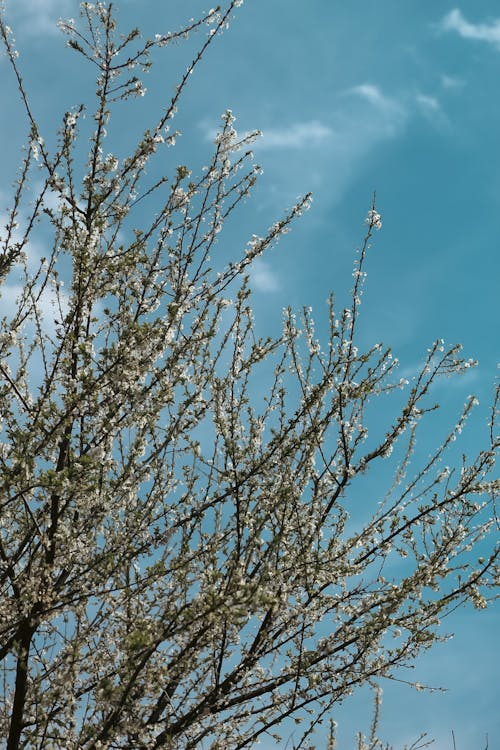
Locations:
4;0;73;37
203;120;334;152
440;74;464;89
346;83;403;116
349;85;446;132
415;93;440;112
202;84;409;208
0;282;69;335
257;121;333;150
342;83;407;138
248;83;409;207
348;83;387;107
341;83;407;139
414;92;448;129
0;189;52;273
441;9;500;49
250;259;280;293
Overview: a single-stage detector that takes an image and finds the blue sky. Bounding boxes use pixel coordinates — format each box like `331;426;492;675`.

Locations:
1;0;499;747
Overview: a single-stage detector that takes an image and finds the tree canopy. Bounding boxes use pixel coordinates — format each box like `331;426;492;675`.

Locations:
0;3;498;749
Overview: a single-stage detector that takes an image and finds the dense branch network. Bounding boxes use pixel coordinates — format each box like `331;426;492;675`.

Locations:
0;3;498;749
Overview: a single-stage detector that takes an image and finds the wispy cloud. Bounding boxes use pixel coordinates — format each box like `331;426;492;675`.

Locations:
4;0;72;37
341;82;407;136
440;73;464;89
416;93;440;112
202;84;410;208
203;120;334;152
257;121;333;150
253;83;408;206
250;259;280;293
414;93;448;129
440;9;500;49
348;83;390;108
0;282;69;336
349;84;446;131
346;83;403;115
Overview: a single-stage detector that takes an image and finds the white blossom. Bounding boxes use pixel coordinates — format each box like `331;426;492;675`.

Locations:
365;207;382;230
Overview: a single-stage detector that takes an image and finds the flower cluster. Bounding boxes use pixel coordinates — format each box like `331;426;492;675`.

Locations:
366;207;382;230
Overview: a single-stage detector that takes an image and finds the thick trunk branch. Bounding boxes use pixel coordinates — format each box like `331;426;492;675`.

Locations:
7;619;35;750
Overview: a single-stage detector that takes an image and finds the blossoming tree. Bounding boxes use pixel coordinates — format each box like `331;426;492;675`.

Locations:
0;3;498;749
